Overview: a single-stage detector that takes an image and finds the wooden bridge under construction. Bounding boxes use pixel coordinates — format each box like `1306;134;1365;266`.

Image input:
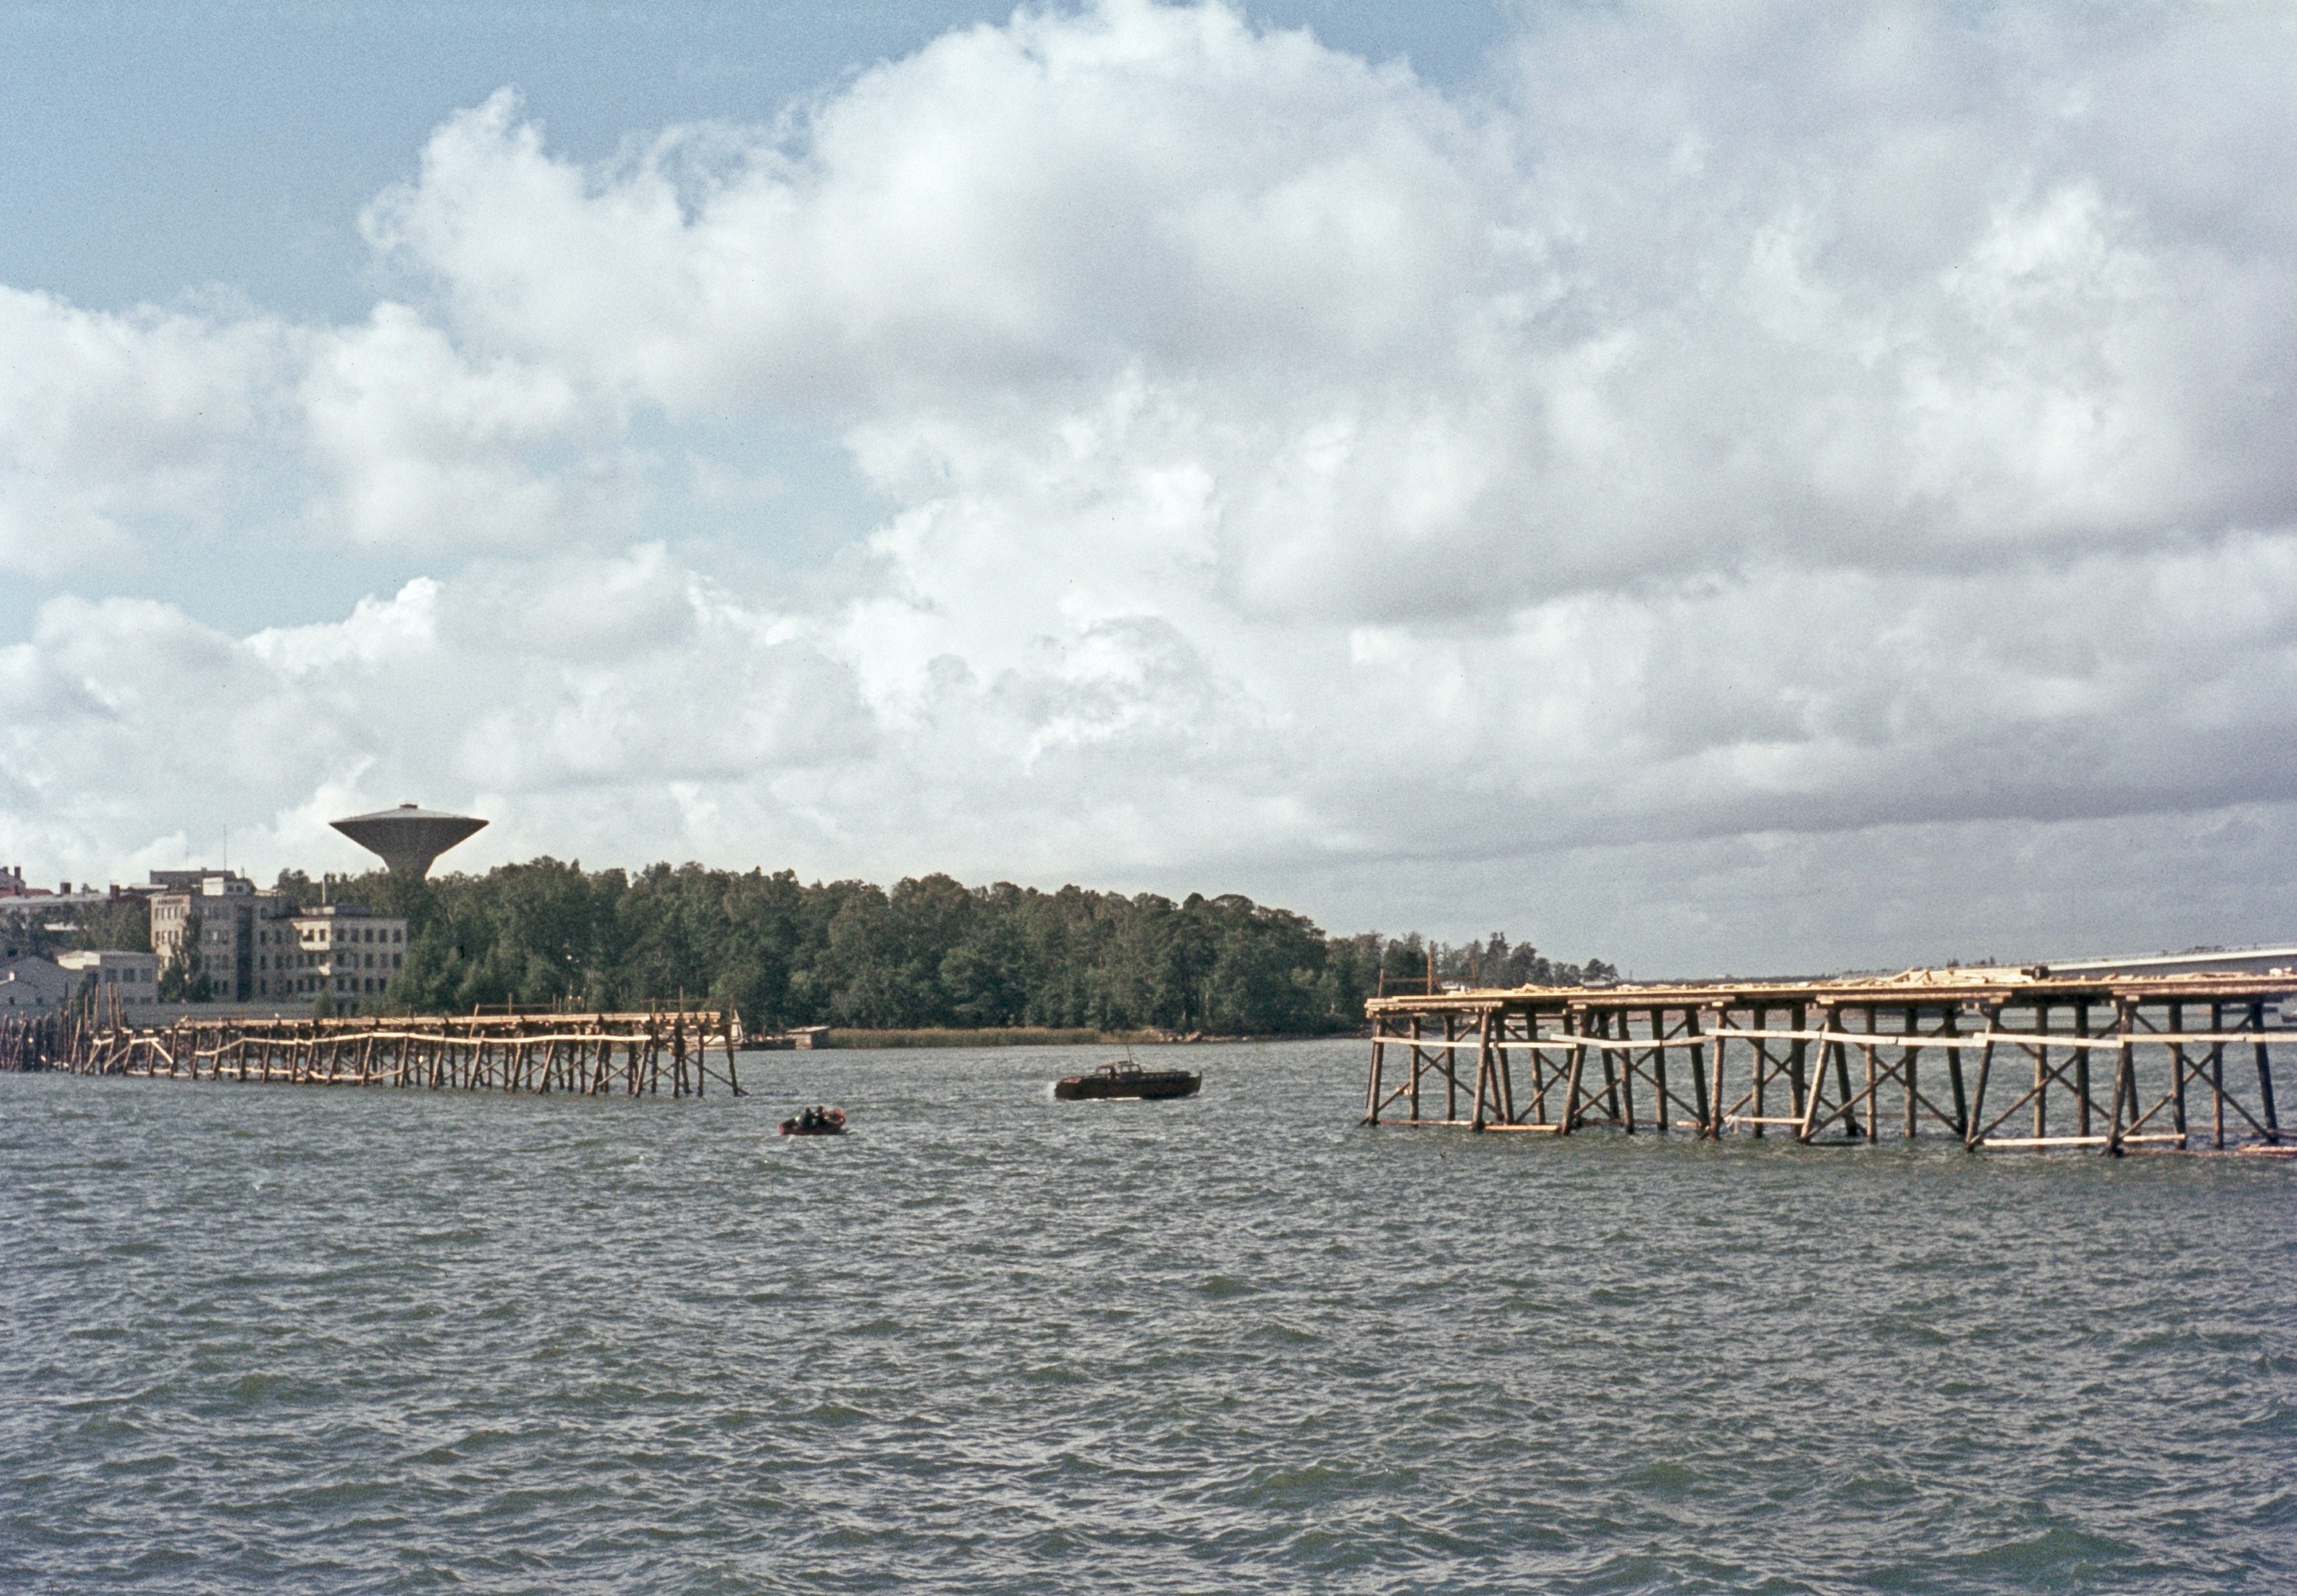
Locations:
1366;968;2288;1155
1;1007;743;1097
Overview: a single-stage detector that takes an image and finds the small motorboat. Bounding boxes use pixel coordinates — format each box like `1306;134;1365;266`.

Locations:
779;1105;847;1136
1054;1062;1201;1101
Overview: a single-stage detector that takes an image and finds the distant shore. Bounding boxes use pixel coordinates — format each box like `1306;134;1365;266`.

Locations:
809;1027;1355;1049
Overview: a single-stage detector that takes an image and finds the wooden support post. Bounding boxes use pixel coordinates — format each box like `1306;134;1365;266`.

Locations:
2075;1000;2092;1138
1832;1013;1860;1141
1365;1015;1386;1124
1944;1006;1968;1138
1903;1004;1919;1141
1792;1006;1821;1143
1559;1010;1586;1136
1528;1014;1554;1126
2209;1000;2226;1150
2105;1000;2136;1157
1847;1015;1873;1142
1749;1005;1767;1137
1605;1010;1632;1132
1407;1014;1423;1123
1964;1006;1998;1151
1495;1010;1518;1124
1470;1008;1493;1130
1689;1008;1712;1138
1443;1011;1459;1123
1787;1003;1808;1126
2252;1000;2280;1144
2169;999;2190;1149
1705;1006;1727;1139
1663;1010;1681;1134
2033;1001;2049;1143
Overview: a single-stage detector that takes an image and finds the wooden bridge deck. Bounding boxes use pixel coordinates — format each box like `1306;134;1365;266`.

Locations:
1366;968;2289;1154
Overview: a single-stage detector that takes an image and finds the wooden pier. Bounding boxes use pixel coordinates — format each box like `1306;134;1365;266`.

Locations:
1;1006;743;1097
1366;968;2289;1154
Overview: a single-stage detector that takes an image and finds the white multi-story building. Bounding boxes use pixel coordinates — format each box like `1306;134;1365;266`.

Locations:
55;949;161;1000
262;904;409;1005
137;871;415;1011
149;872;293;1002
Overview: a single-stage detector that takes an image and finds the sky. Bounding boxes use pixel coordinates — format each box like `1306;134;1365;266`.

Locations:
3;0;2294;977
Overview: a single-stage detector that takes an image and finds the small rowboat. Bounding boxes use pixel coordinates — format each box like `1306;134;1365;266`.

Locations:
1054;1062;1201;1101
780;1106;847;1135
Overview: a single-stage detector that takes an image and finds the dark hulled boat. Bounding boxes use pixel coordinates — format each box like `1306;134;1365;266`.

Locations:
779;1106;847;1135
1054;1062;1201;1101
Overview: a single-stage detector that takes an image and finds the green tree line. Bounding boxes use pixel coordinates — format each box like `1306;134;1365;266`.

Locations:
34;862;1616;1033
286;861;1616;1034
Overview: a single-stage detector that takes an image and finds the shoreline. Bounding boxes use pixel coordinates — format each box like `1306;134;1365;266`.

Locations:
806;1027;1360;1050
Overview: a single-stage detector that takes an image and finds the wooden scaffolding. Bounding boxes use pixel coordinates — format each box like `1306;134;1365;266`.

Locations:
1365;969;2288;1154
5;1006;742;1097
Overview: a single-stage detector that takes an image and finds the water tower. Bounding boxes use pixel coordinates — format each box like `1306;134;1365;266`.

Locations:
330;804;488;878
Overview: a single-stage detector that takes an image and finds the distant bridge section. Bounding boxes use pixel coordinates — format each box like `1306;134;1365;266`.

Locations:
2039;944;2297;982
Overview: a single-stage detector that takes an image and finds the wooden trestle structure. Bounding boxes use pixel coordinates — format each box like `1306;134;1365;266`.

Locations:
1366;968;2289;1154
1;1006;742;1097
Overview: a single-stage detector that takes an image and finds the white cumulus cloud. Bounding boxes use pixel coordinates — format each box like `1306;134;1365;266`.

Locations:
5;0;2297;971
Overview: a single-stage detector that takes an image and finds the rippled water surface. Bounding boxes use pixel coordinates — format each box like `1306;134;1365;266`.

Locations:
3;1042;2291;1593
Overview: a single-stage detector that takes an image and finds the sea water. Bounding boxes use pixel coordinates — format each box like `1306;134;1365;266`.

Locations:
1;1042;2290;1592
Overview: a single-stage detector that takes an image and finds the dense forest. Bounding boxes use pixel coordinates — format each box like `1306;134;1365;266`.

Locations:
63;861;1616;1035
